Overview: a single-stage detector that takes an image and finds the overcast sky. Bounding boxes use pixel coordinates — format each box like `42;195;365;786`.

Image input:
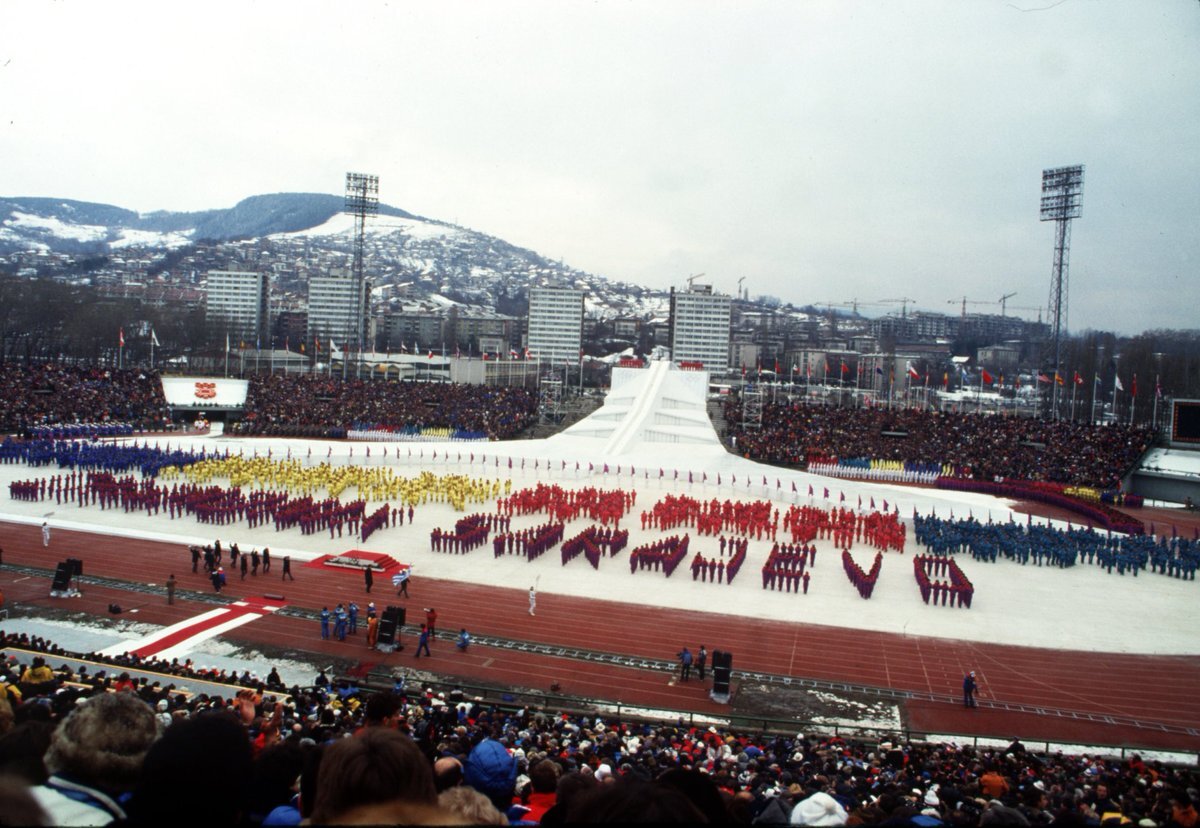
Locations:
2;1;1197;334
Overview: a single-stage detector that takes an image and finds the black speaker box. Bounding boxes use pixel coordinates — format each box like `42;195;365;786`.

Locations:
711;650;733;694
68;558;83;576
51;562;72;591
377;618;396;646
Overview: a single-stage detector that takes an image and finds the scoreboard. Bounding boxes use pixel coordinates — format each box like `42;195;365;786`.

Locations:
1171;399;1200;445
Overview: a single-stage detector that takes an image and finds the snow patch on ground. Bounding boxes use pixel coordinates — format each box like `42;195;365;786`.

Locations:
110;228;193;249
922;734;1194;766
5;211;107;242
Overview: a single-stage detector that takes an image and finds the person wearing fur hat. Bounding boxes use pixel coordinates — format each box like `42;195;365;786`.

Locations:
30;692;161;824
791;790;848;826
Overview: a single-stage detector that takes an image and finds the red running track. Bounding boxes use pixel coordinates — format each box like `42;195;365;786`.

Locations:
2;519;1198;752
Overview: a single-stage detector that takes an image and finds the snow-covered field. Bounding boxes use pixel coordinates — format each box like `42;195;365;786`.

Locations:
2;366;1196;665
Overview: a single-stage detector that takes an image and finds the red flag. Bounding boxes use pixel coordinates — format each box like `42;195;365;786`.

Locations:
1156;375;1162;398
981;369;994;385
1037;373;1051;384
1131;373;1137;397
1073;371;1084;386
428;350;433;359
118;327;125;348
840;362;849;375
774;359;780;374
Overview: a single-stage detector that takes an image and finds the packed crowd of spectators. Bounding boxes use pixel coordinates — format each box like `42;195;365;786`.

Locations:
0;363;171;435
725;401;1153;490
231;374;539;440
3;632;1200;825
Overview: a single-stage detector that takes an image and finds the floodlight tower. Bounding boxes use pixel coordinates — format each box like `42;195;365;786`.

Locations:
344;172;379;378
1040;164;1084;419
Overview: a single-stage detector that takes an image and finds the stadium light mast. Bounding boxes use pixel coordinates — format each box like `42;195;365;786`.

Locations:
1040;164;1084;420
344;172;379;379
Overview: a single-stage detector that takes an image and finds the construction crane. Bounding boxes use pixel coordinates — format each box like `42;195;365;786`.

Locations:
685;272;706;290
877;297;917;318
948;296;995;321
737;276;745;301
999;292;1017;316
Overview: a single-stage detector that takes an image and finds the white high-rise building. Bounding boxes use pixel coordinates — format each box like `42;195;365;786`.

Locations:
527;287;585;364
669;283;732;374
308;273;369;352
205;270;269;345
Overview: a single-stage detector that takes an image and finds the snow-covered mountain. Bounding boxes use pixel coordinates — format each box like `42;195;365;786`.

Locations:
0;193;665;319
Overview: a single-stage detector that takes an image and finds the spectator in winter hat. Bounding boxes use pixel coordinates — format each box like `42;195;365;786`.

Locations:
790;791;848;826
31;692;160;825
464;737;519;814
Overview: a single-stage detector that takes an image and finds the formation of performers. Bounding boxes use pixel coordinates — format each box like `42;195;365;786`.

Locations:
691;535;749;585
1;437;204;478
630;535;689;577
561;525;629;569
913;514;1198;581
498;483;634;526
492;522;565;561
641;494;777;539
431;514;491;554
782;504;906;552
842;549;883;599
761;541;814;593
913;554;974;607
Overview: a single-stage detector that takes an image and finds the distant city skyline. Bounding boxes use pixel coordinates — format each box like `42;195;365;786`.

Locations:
2;1;1197;335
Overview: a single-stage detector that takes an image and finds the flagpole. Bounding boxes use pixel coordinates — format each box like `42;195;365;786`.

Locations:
1152;374;1159;429
1091;373;1098;424
1070;373;1078;422
149;330;154;371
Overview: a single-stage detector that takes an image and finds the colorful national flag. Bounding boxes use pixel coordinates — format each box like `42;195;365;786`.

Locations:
119;327;125;348
1115;375;1125;392
150;328;159;347
981;369;994;385
1131;373;1137;397
906;361;920;380
1073;371;1084;386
